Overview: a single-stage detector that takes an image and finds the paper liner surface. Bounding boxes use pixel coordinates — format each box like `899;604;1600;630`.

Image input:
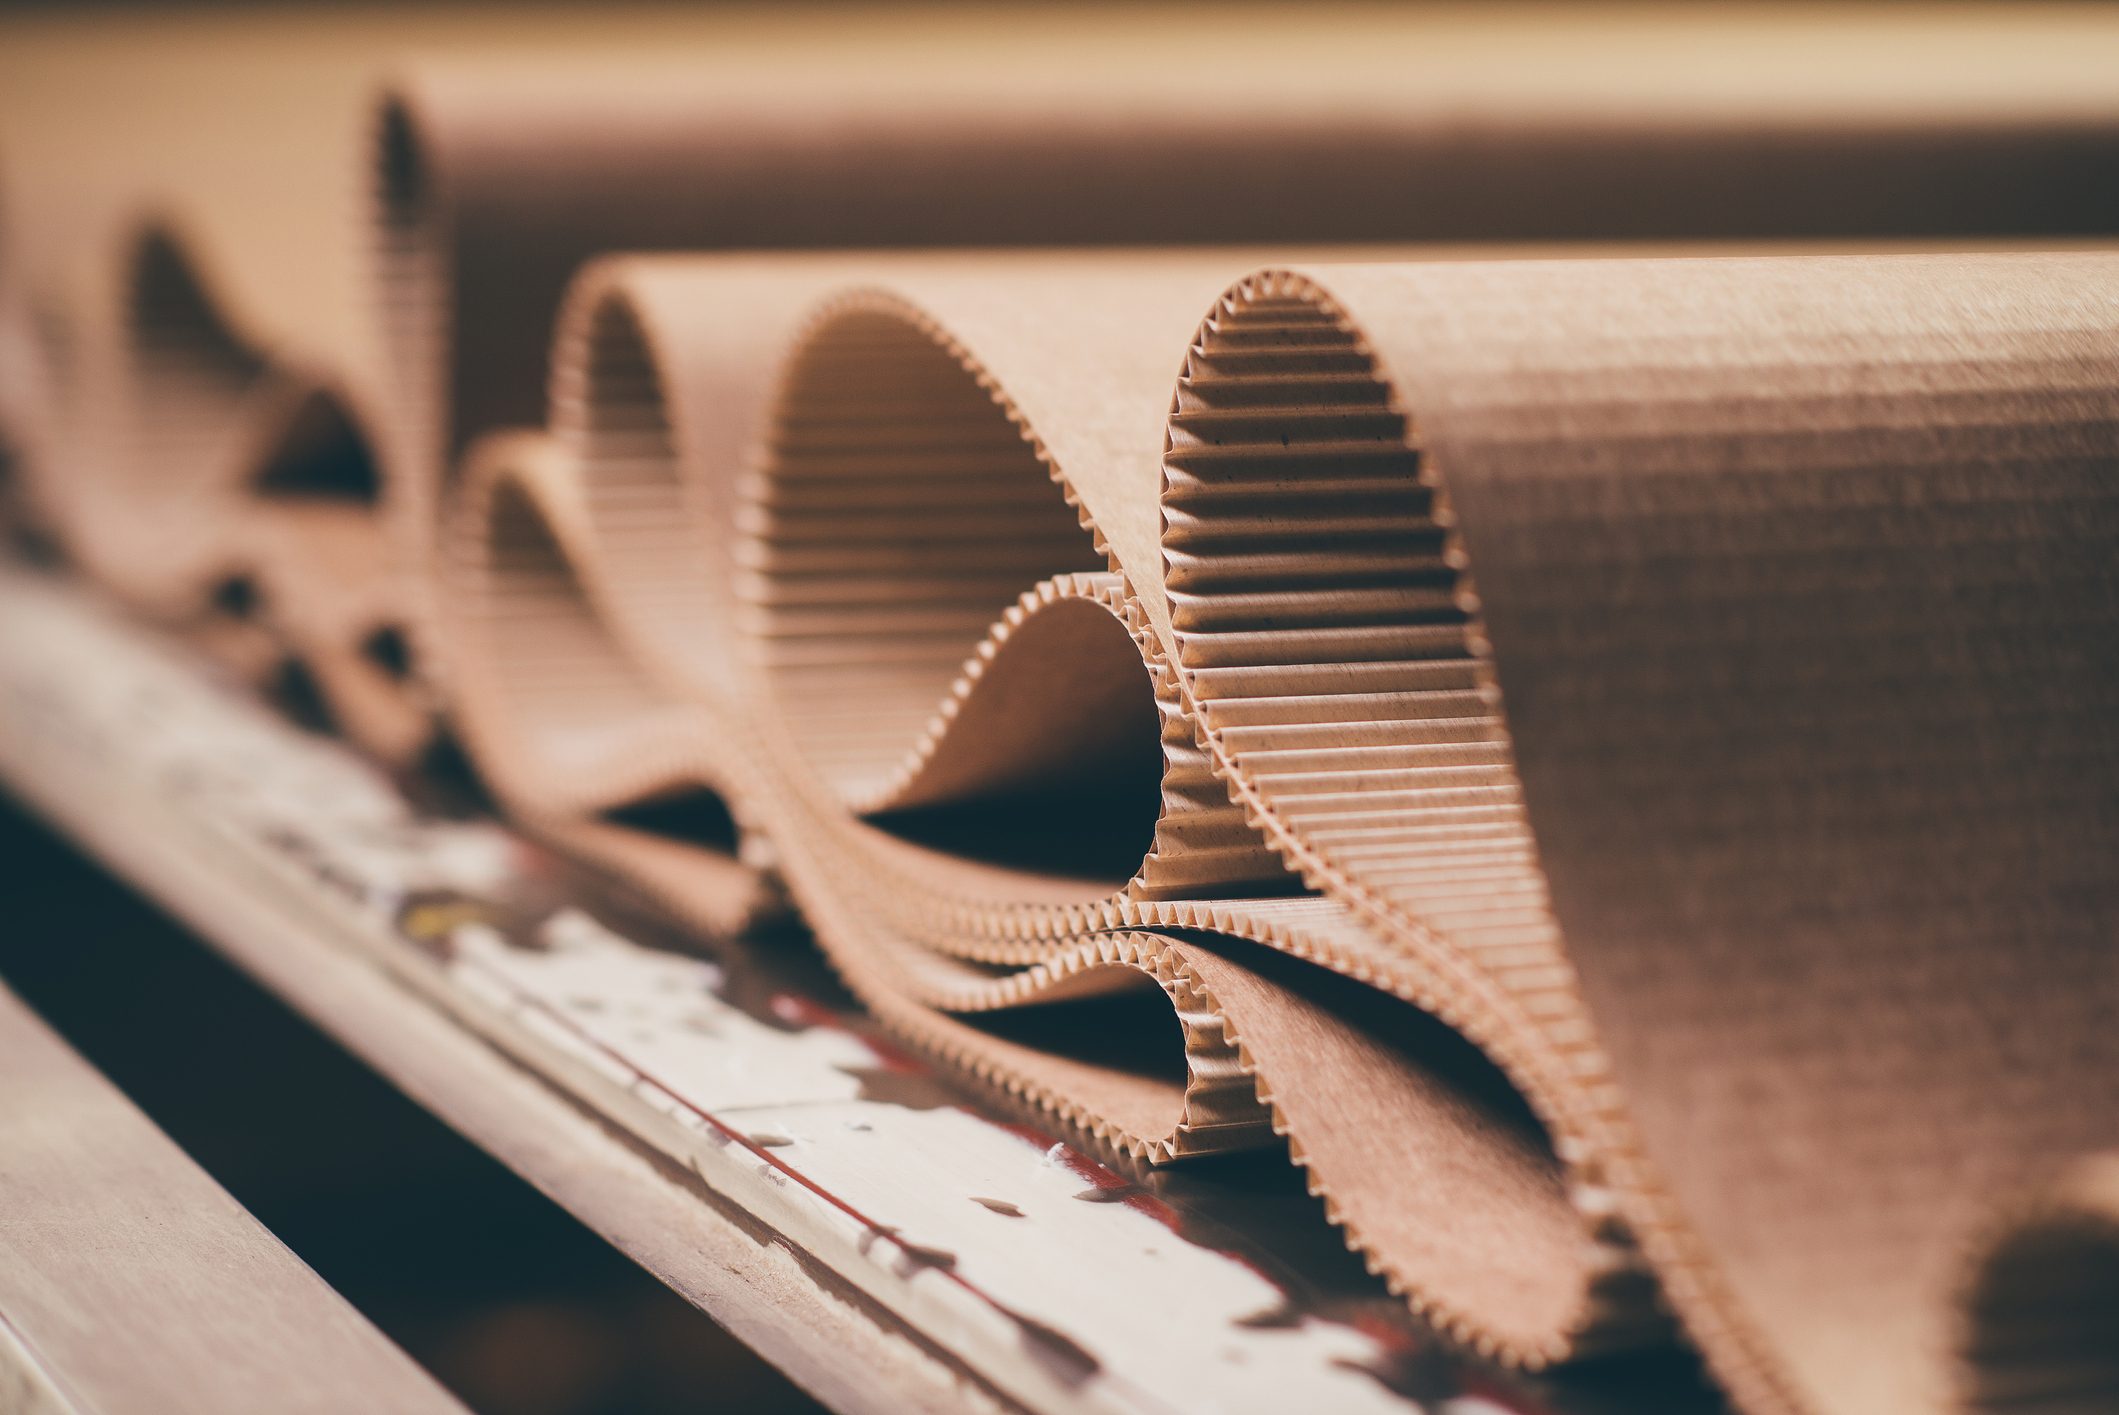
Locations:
5;15;2119;1414
15;6;2119;754
362;13;2119;651
419;251;2119;1415
21;220;428;761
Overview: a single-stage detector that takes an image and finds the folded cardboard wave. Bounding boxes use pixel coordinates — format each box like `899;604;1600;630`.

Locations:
0;266;54;537
23;221;429;761
1253;255;2119;1415
9;29;2119;1411
424;251;2118;1415
434;259;1664;1368
29;22;2119;776
366;38;2119;663
441;436;1639;1364
0;190;58;536
0;29;441;758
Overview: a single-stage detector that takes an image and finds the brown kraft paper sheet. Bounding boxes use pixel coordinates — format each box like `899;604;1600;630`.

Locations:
370;22;2119;584
420;250;2118;1415
14;5;2119;752
0;15;2115;1414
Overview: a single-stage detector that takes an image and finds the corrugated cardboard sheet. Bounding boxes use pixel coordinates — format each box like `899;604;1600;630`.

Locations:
2;10;2115;1414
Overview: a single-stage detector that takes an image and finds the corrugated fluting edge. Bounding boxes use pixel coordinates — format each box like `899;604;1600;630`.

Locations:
7;19;2119;1414
414;252;2119;1415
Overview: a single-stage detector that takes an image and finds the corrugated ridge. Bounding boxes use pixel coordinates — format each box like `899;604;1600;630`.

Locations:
127;230;268;506
1163;272;1782;1406
1165;278;1565;968
774;289;1665;1366
873;569;1298;906
368;93;448;512
738;308;1105;807
550;291;726;675
437;290;1670;1375
445;450;1270;1164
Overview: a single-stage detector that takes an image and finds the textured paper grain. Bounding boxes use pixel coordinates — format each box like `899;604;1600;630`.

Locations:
6;15;2119;1415
420;250;2119;1415
15;7;2119;752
